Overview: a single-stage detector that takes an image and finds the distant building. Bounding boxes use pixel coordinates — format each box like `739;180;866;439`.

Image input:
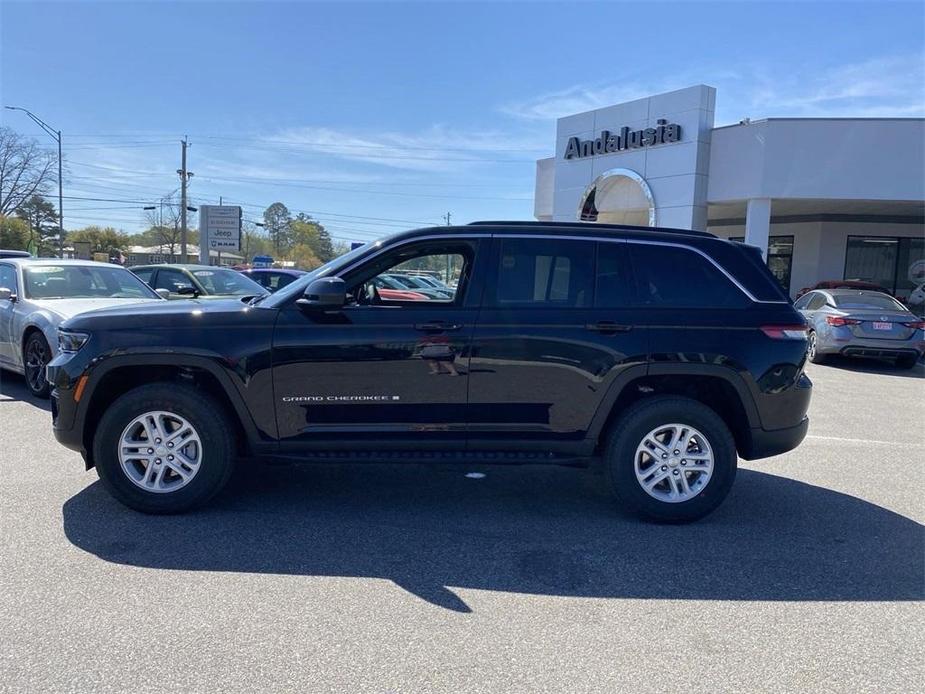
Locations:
534;85;924;300
126;244;243;267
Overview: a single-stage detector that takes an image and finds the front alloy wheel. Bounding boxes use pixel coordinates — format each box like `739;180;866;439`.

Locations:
24;333;52;398
119;411;203;493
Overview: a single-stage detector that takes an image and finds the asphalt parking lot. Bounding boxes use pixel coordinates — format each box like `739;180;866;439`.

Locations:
1;358;923;693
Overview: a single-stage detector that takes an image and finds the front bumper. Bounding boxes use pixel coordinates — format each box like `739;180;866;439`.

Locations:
743;416;809;460
47;351;90;457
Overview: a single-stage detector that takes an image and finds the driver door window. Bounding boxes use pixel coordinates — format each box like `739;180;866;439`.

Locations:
348;246;468;306
154;269;196;296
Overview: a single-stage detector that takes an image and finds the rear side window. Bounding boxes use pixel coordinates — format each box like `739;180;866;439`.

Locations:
807;293;827;310
628;243;749;308
493;238;593;308
595;242;630;308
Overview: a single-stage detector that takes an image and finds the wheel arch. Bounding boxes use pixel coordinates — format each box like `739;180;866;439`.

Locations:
79;356;262;467
590;365;760;458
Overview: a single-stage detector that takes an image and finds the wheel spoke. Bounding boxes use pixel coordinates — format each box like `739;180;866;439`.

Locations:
644;469;670;490
642;436;670;457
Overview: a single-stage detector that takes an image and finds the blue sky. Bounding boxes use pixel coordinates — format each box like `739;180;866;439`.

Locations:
2;0;923;244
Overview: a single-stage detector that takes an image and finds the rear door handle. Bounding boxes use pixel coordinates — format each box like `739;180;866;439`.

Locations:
415;321;462;332
586;321;632;334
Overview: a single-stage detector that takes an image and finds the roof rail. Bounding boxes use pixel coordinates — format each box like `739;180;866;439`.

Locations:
467;220;715;238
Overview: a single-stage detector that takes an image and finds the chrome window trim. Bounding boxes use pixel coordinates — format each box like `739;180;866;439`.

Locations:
330;230;786;306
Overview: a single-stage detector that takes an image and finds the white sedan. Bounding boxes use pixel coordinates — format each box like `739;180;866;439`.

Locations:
0;259;164;397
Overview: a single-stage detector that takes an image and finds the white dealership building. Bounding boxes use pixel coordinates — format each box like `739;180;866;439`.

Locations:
533;85;925;300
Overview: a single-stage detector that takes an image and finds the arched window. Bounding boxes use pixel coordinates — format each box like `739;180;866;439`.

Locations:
577;168;656;226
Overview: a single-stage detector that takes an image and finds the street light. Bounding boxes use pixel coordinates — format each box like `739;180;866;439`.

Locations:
5;106;64;256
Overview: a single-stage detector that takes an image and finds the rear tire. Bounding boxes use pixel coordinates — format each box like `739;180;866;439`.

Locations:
92;383;236;513
23;332;52;398
807;330;827;364
604;396;737;523
896;354;919;370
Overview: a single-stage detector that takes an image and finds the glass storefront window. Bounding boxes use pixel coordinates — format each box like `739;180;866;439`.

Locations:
844;236;925;305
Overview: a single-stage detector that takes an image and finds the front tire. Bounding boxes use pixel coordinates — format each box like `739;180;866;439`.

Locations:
604;396;737;523
23;332;52;398
92;383;236;513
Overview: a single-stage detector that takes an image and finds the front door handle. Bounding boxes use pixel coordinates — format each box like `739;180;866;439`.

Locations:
586;321;632;334
415;321;462;332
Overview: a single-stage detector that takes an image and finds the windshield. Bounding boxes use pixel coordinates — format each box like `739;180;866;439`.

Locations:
833;293;906;311
263;236;394;308
24;264;160;300
191;268;266;296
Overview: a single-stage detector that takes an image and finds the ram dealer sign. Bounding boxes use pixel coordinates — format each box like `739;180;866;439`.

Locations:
199;205;242;263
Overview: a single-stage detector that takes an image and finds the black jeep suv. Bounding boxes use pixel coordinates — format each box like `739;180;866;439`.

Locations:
47;221;811;522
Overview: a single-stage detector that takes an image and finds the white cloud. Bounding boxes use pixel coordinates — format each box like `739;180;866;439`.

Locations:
499;54;925;125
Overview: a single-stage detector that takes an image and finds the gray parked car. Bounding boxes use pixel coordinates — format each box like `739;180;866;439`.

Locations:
0;259;163;397
795;288;925;369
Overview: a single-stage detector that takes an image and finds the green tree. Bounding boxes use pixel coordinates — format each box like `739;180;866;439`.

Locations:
67;226;130;254
0;214;29;250
292;213;334;262
16;195;59;255
263;202;292;256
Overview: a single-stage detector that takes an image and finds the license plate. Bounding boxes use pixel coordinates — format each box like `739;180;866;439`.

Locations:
872;322;892;331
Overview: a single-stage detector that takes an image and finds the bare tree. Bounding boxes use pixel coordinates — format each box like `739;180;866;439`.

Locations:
0;127;56;216
143;195;183;255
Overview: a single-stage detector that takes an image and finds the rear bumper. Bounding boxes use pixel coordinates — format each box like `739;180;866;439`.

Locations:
840;346;921;360
742;416;809;461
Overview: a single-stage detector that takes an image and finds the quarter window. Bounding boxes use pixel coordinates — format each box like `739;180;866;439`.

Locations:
493;238;593;308
629;243;748;308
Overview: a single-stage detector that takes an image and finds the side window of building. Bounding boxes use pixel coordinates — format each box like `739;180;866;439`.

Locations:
628;243;749;309
0;264;17;293
594;242;630;308
494;238;594;308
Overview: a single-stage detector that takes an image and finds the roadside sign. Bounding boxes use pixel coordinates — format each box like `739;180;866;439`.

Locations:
199;205;242;264
73;241;92;260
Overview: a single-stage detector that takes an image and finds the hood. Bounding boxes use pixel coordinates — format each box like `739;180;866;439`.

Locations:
60;296;268;332
30;297;163;320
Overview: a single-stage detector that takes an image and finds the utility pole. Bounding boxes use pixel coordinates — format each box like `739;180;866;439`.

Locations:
177;138;191;262
5;106;64;256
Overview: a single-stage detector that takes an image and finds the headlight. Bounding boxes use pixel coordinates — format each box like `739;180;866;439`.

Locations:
58;330;90;353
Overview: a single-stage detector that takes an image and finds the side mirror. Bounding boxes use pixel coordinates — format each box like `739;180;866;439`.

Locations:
176;286;199;296
0;287;13;302
297;277;346;310
154;288;171;300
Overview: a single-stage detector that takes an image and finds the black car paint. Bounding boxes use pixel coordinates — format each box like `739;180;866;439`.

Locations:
48;223;811;468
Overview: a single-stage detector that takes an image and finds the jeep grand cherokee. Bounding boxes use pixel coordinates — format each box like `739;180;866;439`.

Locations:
47;221;811;522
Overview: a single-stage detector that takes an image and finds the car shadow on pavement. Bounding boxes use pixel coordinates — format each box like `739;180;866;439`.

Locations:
0;372;51;411
62;462;924;612
818;355;924;378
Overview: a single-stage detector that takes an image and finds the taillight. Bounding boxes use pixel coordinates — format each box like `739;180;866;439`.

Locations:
761;325;808;340
826;316;861;327
902;320;925;330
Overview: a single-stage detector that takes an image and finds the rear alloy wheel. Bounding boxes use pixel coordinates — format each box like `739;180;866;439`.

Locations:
807;330;827;364
93;383;236;513
23;332;52;398
605;396;737;523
